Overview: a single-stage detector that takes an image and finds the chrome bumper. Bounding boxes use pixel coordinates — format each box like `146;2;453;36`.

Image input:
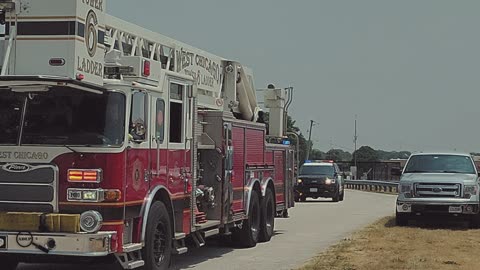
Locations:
0;231;116;257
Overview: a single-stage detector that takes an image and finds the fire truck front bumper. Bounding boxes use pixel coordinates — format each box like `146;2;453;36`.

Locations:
0;231;116;257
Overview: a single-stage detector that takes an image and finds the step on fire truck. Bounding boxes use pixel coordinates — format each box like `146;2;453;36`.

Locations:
0;1;296;269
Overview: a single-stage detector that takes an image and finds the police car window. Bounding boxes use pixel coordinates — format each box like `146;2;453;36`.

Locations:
300;165;335;176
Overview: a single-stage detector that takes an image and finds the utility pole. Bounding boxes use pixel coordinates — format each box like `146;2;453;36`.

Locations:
353;115;358;179
306;120;315;161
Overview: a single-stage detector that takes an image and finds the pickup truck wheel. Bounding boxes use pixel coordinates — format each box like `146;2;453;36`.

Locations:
0;256;18;270
339;189;345;201
142;201;172;270
395;211;409;226
232;191;261;248
470;213;480;228
259;189;275;242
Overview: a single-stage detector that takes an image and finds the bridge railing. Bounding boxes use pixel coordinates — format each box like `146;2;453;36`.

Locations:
345;180;399;193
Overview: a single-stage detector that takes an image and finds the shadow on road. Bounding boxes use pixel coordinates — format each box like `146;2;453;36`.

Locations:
20;230;287;270
384;216;471;230
19;263;116;270
172;229;286;269
297;200;337;204
172;237;235;270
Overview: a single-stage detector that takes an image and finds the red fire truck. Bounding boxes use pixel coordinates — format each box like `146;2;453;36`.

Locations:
0;1;296;269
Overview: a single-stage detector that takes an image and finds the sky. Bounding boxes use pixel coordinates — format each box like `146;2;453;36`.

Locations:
109;0;480;154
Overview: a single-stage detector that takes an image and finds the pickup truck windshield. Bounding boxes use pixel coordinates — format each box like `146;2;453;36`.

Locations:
404;154;476;174
0;87;126;147
300;165;334;176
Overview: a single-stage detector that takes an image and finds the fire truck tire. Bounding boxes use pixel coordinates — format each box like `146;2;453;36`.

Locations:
232;191;261;248
142;201;172;270
259;188;275;242
0;256;18;270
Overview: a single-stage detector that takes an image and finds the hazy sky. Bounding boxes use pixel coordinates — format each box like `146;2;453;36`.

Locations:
109;0;480;153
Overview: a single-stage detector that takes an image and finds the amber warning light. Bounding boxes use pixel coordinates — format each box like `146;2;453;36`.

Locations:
68;169;103;183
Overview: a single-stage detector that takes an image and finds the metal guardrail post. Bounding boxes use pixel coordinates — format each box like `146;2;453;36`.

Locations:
344;180;399;193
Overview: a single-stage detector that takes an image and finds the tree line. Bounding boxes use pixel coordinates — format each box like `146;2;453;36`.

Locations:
285;116;411;164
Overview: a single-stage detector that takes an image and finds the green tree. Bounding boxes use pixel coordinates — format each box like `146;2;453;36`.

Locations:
325;149;352;162
285;115;308;164
353;146;379;162
376;150;411;160
310;149;326;160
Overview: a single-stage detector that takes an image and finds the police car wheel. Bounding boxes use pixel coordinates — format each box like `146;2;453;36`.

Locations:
332;191;340;202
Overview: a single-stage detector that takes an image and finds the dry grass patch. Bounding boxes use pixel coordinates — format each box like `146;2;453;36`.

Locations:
298;217;480;270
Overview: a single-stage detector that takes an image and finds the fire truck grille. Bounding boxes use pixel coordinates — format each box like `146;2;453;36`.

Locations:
0;164;57;213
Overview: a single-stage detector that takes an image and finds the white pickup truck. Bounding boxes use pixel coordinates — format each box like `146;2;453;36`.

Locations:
396;153;480;226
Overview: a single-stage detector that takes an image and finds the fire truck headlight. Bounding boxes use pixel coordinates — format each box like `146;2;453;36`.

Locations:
82;190;98;201
68;189;121;202
80;211;103;233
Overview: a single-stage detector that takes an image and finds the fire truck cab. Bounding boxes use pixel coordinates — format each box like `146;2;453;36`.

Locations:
0;1;296;269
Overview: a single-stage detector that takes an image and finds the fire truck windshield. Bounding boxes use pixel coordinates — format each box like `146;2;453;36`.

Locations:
0;87;126;147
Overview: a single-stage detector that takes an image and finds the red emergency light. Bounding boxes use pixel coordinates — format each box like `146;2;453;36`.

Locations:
142;60;151;77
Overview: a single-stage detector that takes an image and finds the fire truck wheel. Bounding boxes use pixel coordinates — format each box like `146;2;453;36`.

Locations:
0;256;18;270
259;188;275;242
142;201;172;270
232;191;261;248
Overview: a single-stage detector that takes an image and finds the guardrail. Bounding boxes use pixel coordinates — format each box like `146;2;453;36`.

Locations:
345;180;399;193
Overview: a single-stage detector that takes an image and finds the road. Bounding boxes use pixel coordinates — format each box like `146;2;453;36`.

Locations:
19;190;396;270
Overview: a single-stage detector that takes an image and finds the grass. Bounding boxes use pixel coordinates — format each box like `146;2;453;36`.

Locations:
298;216;480;270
